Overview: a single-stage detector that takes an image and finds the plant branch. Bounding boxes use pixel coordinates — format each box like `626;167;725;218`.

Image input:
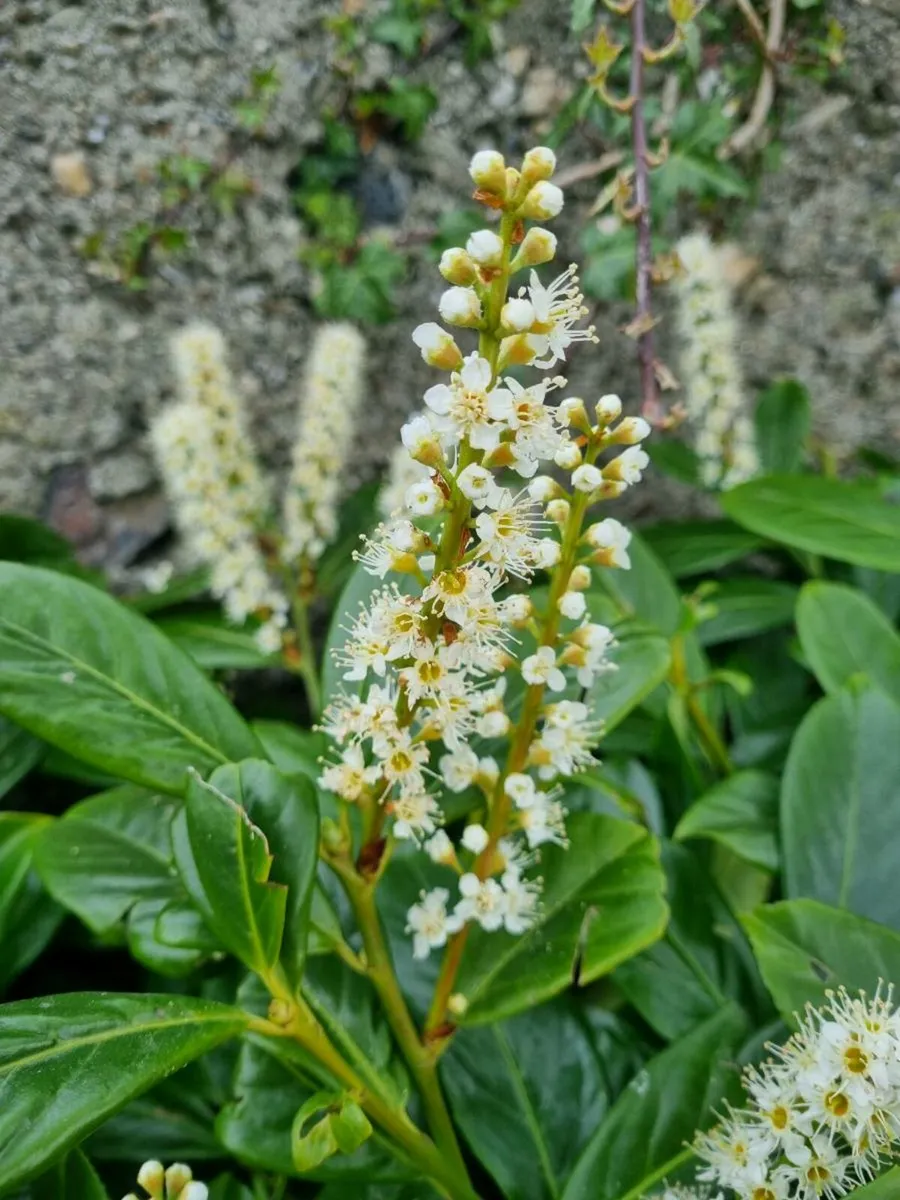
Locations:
721;0;787;158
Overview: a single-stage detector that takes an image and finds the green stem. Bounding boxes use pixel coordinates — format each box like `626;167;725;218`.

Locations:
328;855;472;1184
670;634;734;776
290;591;322;718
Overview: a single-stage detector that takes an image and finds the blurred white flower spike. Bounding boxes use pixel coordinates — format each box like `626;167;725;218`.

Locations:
325;145;649;970
674;231;759;490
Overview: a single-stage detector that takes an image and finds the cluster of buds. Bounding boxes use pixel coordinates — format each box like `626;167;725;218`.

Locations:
673;233;758;490
123;1160;206;1200
320;146;650;961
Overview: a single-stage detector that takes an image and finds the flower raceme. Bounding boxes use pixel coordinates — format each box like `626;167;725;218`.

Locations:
694;985;900;1200
123;1159;207;1200
319;145;651;964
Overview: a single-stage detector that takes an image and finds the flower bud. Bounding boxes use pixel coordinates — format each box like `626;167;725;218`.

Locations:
608;416;651;445
521;146;557;184
527;475;562;503
461;823;490;854
426;830;457;865
559;590;587;620
572;463;604;493
478;710;510;738
498;332;537;367
466;229;504;267
505;166;521;196
412;322;463;370
448;993;469;1017
405;477;445;516
165;1163;194;1196
477;755;500;787
547;496;566;525
181;1186;209;1200
585;518;632;568
519;181;564;221
469;149;508;195
595;393;623;426
439;247;478;286
500;297;536;333
401;415;444;468
536;538;562;567
438;286;483;328
568;564;592;590
137;1163;165;1199
498;594;533;626
604;446;649;485
556;396;590;431
554;442;582;470
510;227;557;272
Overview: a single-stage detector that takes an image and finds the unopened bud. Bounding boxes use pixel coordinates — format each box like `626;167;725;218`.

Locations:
536;538;562;567
568;564;592;590
412;322;463;370
466;229;504;267
528;475;562;503
438;286;483;328
401;415;445;468
469;149;508;195
448;993;469;1016
572;463;604;493
505;166;521;197
137;1163;165;1199
499;594;533;626
165;1165;193;1197
499;332;537;367
510;227;557;273
603;446;649;484
478;710;510;738
554;442;582;470
608;416;651;445
439;247;478;286
521;146;557;185
500;297;536;333
519;181;564;221
556;396;590;431
181;1186;209;1200
559;590;587;620
545;498;571;526
426;830;457;865
595;393;623;426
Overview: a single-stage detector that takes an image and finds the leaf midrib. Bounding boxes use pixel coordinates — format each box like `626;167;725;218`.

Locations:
0;616;229;770
0;1009;244;1077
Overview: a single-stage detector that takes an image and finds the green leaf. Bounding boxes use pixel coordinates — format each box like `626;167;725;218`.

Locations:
614;843;767;1040
588;635;672;732
796;580;900;706
675;770;779;871
0;716;43;801
696;579;798;647
852;1169;900;1198
562;1004;746;1200
455;813;668;1024
0;564;261;794
86;1082;220;1163
593;535;682;635
443;997;644;1200
154;612;276;669
642;520;764;579
743;899;900;1019
0;992;247;1192
0;813;62;992
252;720;326;785
754;379;811;474
570;0;596;32
721;475;900;571
0;514;73;564
31;1147;110;1199
781;685;900;927
292;1091;372;1171
184;762;289;977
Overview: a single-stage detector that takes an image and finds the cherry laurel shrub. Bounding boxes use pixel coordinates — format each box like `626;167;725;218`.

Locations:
3;144;900;1200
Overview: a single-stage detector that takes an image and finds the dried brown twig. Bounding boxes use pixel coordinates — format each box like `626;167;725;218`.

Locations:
720;0;787;157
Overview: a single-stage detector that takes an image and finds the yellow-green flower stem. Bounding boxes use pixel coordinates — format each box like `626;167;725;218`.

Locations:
669;633;734;776
257;973;480;1200
424;436;602;1044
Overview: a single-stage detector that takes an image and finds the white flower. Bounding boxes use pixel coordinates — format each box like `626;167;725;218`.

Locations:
477;709;510;738
406;888;463;959
439;286;483;328
140;561;174;594
524;265;596;368
466;229;504;266
504;772;538;808
522;645;566;691
425;830;455;864
501;297;536;332
563;622;616;689
440;745;481;793
390;789;442;841
554;442;582;470
605;445;649;485
502;870;540;933
469;149;507;194
496;593;532;626
527;475;561;503
530;700;600;780
558;591;586;620
405;477;445;516
585;517;632;569
424;354;509;452
461;823;490;854
401;413;445;466
412;322;463;369
571;463;604;493
518;790;568;848
474;491;549;578
457;463;504;509
455;873;507;932
520;181;564;220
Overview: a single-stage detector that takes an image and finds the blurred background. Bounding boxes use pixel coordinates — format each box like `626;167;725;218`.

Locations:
1;0;898;574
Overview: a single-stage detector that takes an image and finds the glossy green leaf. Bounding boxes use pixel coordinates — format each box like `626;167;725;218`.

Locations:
562;1004;746;1200
743;899;900;1020
31;1147;110;1199
317;1187;441;1200
86;1085;220;1163
155;612;277;669
614;843;767;1040
754;379;811;474
252;720;327;784
0;813;62;993
0;992;247;1192
0;563;261;794
184;762;289;977
796;581;900;705
696;579;797;647
443;998;644;1200
0;514;73;565
781;685;900;927
852;1168;900;1198
642;519;765;579
0;716;43;801
721;475;900;571
292;1092;373;1172
588;635;672;733
455;813;668;1024
593;535;682;635
675;770;779;870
